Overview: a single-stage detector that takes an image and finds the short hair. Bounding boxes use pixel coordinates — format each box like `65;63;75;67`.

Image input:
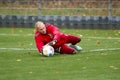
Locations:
35;21;44;29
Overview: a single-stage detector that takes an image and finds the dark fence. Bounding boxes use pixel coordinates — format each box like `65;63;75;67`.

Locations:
0;15;120;29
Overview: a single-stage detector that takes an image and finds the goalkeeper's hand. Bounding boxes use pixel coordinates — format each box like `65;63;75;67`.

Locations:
40;42;56;55
40;49;43;55
40;45;48;55
46;40;57;46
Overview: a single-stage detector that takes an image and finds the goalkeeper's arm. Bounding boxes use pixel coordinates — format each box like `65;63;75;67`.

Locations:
46;40;57;46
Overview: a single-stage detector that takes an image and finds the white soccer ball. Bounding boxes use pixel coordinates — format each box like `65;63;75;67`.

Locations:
42;45;54;57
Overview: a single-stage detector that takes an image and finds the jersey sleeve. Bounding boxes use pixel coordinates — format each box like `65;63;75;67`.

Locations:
34;32;44;53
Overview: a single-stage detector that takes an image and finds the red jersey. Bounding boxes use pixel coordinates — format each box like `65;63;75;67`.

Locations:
35;23;67;52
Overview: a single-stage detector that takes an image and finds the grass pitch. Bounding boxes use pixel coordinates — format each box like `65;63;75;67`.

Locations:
0;28;120;80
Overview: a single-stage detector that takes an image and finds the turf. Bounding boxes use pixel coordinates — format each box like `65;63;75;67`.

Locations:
0;28;120;80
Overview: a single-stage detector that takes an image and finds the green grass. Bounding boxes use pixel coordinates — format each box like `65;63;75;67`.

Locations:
0;28;120;80
0;8;120;16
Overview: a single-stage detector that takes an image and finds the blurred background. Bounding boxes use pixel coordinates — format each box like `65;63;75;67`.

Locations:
0;0;120;16
0;0;120;29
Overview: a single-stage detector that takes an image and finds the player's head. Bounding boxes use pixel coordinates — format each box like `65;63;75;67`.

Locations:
35;21;46;34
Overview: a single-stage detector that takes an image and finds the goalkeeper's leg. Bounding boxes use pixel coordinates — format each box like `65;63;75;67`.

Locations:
66;35;81;45
57;44;76;54
66;35;82;51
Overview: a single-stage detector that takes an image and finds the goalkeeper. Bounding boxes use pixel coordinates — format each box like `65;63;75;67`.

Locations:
34;21;82;55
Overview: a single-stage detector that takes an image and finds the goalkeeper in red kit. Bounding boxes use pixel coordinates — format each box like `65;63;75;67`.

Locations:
34;21;82;55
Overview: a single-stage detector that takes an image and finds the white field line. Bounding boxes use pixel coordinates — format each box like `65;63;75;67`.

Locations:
0;48;37;51
82;48;120;53
0;47;120;53
82;37;120;40
0;33;33;36
0;33;120;40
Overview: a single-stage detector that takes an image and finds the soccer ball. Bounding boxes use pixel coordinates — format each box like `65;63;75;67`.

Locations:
42;45;54;57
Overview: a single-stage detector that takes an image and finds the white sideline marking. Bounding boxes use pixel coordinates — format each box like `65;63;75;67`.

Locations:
0;48;120;53
0;33;33;36
82;48;120;53
0;33;120;40
82;37;120;40
0;48;37;51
